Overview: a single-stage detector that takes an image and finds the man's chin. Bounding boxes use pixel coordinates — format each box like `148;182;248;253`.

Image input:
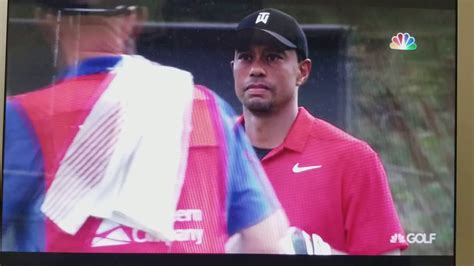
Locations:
244;101;273;116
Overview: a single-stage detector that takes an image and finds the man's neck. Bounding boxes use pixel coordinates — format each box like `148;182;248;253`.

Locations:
243;104;298;149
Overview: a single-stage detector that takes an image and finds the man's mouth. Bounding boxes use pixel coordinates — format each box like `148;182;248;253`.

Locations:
245;84;270;91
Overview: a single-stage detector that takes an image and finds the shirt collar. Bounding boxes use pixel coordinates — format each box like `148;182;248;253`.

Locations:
237;107;315;154
281;107;315;153
59;56;122;80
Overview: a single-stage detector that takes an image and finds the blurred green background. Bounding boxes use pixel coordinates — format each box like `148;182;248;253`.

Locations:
273;3;456;255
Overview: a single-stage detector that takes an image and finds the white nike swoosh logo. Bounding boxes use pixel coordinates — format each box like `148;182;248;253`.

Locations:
292;163;322;173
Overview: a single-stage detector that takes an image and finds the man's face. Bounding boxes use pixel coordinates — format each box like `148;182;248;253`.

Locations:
232;44;309;115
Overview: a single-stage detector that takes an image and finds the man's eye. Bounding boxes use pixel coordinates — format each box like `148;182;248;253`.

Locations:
267;54;282;61
238;54;252;61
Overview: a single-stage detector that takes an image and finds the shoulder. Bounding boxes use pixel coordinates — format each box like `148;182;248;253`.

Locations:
13;74;108;102
193;84;236;117
153;64;193;82
309;116;378;157
193;84;224;104
11;74;111;116
193;85;212;100
309;117;358;142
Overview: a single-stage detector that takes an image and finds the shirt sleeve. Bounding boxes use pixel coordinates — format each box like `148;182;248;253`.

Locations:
211;93;281;236
342;141;408;254
2;100;46;251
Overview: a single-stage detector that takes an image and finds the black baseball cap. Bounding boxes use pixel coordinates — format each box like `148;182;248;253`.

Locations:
37;0;137;15
234;8;308;60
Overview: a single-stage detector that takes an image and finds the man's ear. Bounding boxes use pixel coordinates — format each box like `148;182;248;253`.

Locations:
129;6;148;37
230;60;234;69
297;58;312;86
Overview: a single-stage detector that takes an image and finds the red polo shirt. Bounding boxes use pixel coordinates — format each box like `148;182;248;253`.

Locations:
242;107;408;254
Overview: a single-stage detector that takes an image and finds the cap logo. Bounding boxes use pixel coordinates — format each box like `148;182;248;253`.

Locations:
255;12;270;24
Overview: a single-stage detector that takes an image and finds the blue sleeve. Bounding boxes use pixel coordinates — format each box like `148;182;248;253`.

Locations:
212;94;280;236
2;100;45;251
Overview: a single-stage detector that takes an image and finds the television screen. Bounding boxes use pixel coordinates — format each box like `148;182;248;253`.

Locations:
1;0;461;265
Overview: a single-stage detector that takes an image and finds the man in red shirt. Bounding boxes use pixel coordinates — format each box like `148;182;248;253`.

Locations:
230;8;408;255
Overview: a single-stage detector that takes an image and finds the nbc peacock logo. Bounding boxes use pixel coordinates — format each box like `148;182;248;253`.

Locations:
390;32;417;51
390;233;406;244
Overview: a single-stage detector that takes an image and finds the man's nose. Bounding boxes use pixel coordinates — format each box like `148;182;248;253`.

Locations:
249;60;266;77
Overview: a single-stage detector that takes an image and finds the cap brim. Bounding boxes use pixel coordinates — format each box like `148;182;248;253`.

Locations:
233;28;297;51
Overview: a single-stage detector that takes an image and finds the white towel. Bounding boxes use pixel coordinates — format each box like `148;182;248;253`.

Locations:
41;55;194;243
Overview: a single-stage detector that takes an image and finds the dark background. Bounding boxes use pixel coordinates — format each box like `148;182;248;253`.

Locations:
6;20;350;128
